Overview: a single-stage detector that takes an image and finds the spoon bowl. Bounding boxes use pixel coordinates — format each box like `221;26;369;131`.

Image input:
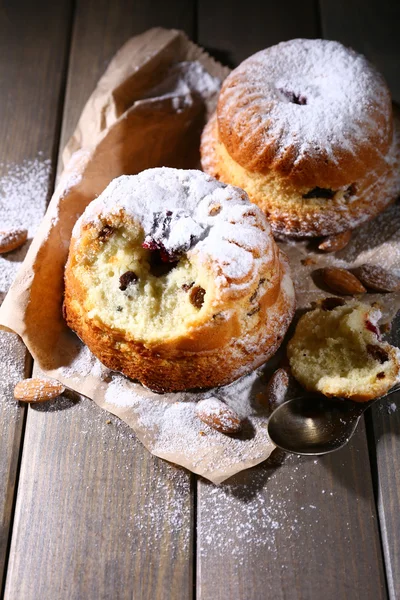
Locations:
267;395;375;455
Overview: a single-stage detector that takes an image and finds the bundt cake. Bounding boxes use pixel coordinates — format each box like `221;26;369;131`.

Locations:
287;298;400;401
201;39;400;238
64;168;295;392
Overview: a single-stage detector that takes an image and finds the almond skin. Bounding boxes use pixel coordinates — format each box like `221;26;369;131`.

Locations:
318;230;352;253
264;368;290;411
352;264;400;293
320;267;366;295
14;378;65;403
195;398;242;434
0;228;28;254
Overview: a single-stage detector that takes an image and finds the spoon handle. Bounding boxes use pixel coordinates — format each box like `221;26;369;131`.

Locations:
383;384;400;399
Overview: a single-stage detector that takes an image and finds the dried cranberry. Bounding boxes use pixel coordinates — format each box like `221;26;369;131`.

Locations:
119;271;138;291
365;320;381;338
377;372;385;379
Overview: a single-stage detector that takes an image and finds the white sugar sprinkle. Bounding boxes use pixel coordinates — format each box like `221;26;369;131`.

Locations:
0;156;52;301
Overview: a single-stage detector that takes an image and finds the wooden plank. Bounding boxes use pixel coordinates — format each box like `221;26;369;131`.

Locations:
319;0;400;102
59;0;195;155
197;0;320;66
370;314;400;600
197;425;387;600
321;3;400;595
5;2;196;599
0;0;73;588
196;2;388;598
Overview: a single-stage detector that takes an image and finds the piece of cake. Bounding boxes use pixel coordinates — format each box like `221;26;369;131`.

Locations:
287;299;400;401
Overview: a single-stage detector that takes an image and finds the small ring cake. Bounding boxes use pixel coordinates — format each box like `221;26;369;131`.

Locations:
64;168;295;392
201;39;400;238
287;299;400;401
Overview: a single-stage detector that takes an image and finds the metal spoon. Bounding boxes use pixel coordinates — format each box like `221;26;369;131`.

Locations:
267;385;400;456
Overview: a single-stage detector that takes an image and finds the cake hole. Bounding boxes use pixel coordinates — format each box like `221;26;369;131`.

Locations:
366;344;389;364
98;225;114;241
278;88;307;105
148;250;178;277
344;183;357;199
303;187;336;200
182;282;195;292
320;297;346;311
247;306;260;317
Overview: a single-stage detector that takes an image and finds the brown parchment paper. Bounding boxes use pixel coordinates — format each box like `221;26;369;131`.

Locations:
1;27;400;484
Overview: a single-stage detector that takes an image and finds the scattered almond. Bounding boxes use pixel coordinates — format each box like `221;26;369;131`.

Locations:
318;230;352;252
352;264;400;293
263;368;290;411
195;398;242;434
320;267;366;295
208;202;221;216
301;256;317;267
14;378;65;403
0;228;28;254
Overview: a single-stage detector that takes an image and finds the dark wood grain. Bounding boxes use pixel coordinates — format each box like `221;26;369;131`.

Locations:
0;0;73;588
4;2;195;599
196;3;388;598
197;424;387;600
6;392;193;600
197;0;320;66
320;4;400;595
370;314;400;600
59;0;195;159
319;0;400;102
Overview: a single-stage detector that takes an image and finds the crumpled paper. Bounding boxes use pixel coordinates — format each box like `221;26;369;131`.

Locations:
1;27;399;484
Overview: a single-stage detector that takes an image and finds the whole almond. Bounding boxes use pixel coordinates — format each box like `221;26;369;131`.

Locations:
14;378;65;403
318;230;352;253
0;228;28;254
320;267;366;295
264;368;290;411
195;398;242;434
352;264;400;293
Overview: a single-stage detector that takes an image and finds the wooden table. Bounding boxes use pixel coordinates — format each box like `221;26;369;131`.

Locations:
0;1;399;598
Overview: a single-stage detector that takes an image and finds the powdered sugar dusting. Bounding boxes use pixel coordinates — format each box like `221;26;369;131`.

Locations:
145;61;221;117
0;156;52;302
219;39;391;184
101;365;274;483
75;168;276;298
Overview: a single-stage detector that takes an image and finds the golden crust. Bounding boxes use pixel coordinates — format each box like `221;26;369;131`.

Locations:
216;41;393;189
201;110;400;238
63;170;296;393
64;244;295;393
